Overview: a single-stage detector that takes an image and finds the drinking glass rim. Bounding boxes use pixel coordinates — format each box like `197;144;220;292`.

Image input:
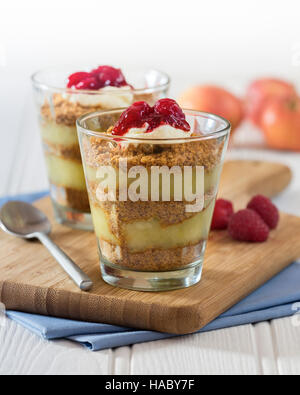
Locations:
31;66;170;95
76;108;231;142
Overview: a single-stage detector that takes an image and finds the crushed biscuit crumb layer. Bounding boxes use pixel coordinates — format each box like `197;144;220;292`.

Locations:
100;239;206;271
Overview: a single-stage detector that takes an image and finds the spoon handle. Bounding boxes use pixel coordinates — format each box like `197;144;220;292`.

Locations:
36;232;93;291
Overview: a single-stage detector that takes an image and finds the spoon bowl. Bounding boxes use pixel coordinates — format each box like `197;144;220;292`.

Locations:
0;200;93;291
0;201;51;238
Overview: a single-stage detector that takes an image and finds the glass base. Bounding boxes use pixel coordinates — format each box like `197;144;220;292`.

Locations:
100;258;203;292
52;199;93;231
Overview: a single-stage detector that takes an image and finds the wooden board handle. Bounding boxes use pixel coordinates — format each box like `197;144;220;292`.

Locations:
219;160;292;209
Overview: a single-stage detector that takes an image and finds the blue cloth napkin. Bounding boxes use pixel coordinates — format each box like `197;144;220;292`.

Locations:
1;192;300;351
0;191;49;207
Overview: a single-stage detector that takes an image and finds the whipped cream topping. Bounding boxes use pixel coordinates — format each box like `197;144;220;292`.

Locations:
123;123;193;140
64;86;133;108
117;123;193;146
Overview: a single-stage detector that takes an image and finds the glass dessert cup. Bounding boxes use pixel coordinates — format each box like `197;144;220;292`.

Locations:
77;110;230;291
31;67;170;230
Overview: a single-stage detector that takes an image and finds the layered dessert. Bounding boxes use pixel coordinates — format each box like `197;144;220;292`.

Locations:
79;99;229;274
33;66;169;229
40;66;133;218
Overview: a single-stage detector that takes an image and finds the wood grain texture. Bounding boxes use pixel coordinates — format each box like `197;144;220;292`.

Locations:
254;322;278;375
131;325;261;375
0;160;298;335
271;315;300;375
0;314;286;375
0;317;111;375
219;160;292;208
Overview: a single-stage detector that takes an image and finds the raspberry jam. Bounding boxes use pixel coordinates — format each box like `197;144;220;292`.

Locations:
67;66;129;90
112;99;191;136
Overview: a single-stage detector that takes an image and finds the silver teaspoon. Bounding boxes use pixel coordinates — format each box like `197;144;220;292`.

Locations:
0;201;93;291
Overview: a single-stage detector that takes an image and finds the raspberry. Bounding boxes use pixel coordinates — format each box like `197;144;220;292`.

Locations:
154;99;191;131
247;194;279;229
67;72;90;88
67;65;129;90
76;76;100;90
211;199;234;230
91;65;127;88
112;99;191;136
228;209;269;242
154;98;185;119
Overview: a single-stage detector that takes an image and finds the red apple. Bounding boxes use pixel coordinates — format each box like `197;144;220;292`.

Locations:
178;85;243;131
260;96;300;151
245;78;296;127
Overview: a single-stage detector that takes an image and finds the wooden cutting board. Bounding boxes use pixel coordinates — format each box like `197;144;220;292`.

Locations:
0;160;299;335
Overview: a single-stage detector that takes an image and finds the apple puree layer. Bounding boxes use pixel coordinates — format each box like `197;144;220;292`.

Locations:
45;154;86;190
40;121;78;146
124;200;214;251
90;199;214;252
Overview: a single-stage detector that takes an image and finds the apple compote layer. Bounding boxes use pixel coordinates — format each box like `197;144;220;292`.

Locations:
83;136;224;271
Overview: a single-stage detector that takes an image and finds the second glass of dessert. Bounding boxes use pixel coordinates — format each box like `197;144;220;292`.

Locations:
77;99;230;291
31;66;170;230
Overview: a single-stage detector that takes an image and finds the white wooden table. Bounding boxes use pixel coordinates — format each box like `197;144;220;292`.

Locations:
0;96;300;375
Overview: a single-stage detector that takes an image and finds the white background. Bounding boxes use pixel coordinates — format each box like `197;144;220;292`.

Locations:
2;0;300;85
1;0;300;196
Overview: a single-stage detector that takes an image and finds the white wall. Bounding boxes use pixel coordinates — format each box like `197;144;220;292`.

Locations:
1;0;300;194
2;0;300;91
